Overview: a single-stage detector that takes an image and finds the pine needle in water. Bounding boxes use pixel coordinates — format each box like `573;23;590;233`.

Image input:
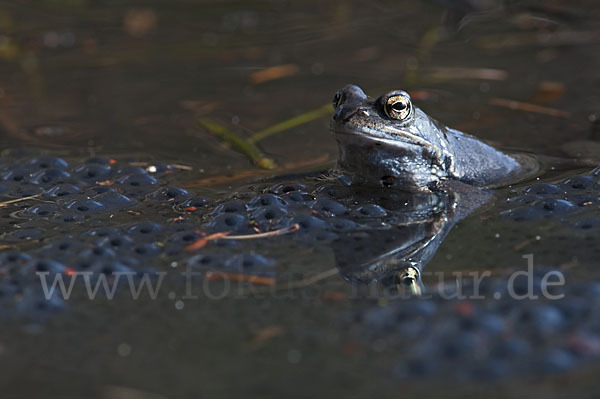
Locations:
0;193;42;208
184;224;300;252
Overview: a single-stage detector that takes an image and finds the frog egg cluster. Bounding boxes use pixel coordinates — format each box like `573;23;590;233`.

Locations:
343;275;600;381
207;193;386;236
2;154;600;381
0;155;274;318
502;169;600;225
0;155;401;320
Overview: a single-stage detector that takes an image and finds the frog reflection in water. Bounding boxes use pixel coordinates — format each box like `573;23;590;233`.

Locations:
328;85;519;293
325;180;489;295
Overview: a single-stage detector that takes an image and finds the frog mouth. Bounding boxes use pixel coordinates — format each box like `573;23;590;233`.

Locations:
332;120;443;159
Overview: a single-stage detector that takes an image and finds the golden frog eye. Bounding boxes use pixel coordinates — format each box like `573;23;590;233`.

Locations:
384;94;412;120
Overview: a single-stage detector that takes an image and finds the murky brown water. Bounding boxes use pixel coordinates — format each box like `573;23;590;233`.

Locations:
1;1;600;398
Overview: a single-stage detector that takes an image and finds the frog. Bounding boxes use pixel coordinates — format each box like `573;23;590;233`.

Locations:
331;84;522;192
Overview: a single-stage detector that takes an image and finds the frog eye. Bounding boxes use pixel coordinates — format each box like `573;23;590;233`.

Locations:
384;94;412;120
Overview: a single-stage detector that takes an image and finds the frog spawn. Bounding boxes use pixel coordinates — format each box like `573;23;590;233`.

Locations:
342;273;600;381
502;171;600;225
1;155;398;319
0;155;214;318
1;154;600;381
1;154;432;320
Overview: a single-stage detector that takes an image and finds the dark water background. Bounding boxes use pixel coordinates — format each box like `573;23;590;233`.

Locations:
1;0;600;398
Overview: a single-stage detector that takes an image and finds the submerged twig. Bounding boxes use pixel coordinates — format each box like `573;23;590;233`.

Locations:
424;67;508;82
184;224;300;252
196;101;331;170
249;104;332;143
249;64;299;84
198;118;277;170
488;97;570;118
184;232;230;252
170;163;194;171
477;30;600;51
0;193;42;208
219;224;300;240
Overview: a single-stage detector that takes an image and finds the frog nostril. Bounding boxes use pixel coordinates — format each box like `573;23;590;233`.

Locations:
334;85;367;108
333;105;360;122
333;92;345;109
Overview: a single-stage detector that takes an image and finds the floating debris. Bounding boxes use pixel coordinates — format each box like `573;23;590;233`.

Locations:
184;224;299;252
424;67;508;82
488;97;570;118
249;64;299;84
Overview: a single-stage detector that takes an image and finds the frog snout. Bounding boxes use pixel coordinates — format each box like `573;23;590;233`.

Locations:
333;104;360;122
333;85;367;108
333;84;368;122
